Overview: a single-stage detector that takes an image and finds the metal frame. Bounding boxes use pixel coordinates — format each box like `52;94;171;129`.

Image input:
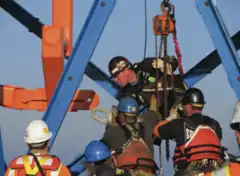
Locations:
0;0;239;175
42;0;116;148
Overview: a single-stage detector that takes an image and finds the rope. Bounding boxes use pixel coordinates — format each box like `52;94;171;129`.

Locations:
155;36;164;176
173;32;184;76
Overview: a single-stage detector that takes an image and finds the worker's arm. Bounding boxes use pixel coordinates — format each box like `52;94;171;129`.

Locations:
135;57;172;76
153;119;180;139
212;119;223;140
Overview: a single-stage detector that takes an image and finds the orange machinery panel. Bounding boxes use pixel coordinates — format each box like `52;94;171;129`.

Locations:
42;26;64;102
0;85;99;111
52;0;73;57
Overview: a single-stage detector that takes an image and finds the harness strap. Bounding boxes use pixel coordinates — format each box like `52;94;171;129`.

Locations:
22;155;48;175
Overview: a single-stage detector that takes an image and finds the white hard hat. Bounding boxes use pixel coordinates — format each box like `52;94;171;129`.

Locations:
231;101;240;130
24;120;52;144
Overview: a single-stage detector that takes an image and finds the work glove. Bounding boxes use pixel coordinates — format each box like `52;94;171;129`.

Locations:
166;105;179;121
152;59;172;75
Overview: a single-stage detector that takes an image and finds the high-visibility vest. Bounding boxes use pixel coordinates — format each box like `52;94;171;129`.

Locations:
5;154;62;176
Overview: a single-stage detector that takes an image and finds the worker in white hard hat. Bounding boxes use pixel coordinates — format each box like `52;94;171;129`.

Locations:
4;120;71;176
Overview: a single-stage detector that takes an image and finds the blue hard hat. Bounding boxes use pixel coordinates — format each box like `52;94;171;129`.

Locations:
84;140;111;163
117;96;139;114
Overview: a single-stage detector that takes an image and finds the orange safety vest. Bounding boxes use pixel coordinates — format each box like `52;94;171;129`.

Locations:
173;125;224;164
113;138;156;173
204;162;240;176
5;154;69;176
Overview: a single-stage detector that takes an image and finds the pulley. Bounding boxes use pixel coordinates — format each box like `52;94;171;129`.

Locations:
152;2;175;36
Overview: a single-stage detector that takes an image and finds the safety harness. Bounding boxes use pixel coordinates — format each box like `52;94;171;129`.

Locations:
113;123;157;175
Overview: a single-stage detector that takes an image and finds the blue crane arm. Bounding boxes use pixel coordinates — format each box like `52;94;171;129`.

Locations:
0;130;6;176
195;0;240;99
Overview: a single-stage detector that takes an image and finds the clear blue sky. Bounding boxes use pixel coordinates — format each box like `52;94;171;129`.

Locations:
0;0;239;175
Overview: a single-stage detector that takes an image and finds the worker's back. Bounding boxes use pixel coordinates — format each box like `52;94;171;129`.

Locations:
171;113;222;146
4;154;71;176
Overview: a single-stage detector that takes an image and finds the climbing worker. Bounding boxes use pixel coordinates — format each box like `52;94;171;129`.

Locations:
101;96;159;176
203;101;240;176
4;120;71;176
153;87;226;176
108;56;187;114
84;140;116;176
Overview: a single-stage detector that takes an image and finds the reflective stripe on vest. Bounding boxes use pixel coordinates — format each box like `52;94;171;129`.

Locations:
7;169;16;176
22;155;49;175
7;156;62;176
210;166;230;176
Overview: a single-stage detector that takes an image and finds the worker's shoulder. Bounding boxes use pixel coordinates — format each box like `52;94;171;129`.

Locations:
96;165;115;176
201;114;218;122
104;125;124;134
8;154;61;169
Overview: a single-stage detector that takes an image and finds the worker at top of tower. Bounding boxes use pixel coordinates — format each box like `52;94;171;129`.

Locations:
101;96;159;176
83;140;116;176
4;120;71;176
108;56;188;115
153;87;225;176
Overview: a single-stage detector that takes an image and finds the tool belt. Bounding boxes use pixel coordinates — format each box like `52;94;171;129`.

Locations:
175;159;226;173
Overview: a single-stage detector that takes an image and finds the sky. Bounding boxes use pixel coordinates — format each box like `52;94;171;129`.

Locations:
0;0;240;175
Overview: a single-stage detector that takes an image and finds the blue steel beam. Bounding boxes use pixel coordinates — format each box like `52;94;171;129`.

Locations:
195;0;240;98
0;130;5;175
67;153;85;174
86;62;120;99
42;0;116;149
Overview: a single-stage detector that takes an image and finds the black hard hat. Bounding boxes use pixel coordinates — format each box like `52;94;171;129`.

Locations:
182;88;205;105
108;56;132;77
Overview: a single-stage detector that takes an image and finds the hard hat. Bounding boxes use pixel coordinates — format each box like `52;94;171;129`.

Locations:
230;101;240;131
117;96;139;114
84;140;111;163
108;56;132;78
24;120;52;144
181;88;205;106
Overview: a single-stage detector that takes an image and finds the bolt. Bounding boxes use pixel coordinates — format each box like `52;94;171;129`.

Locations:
100;1;105;6
68;76;72;81
204;2;209;6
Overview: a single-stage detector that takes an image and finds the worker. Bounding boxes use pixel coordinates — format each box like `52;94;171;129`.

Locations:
153;88;225;176
203;101;240;175
84;140;116;176
4;120;71;176
203;101;240;176
101;96;159;176
108;56;187;114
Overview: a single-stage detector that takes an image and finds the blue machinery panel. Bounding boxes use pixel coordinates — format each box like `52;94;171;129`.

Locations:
195;0;240;99
0;0;239;175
